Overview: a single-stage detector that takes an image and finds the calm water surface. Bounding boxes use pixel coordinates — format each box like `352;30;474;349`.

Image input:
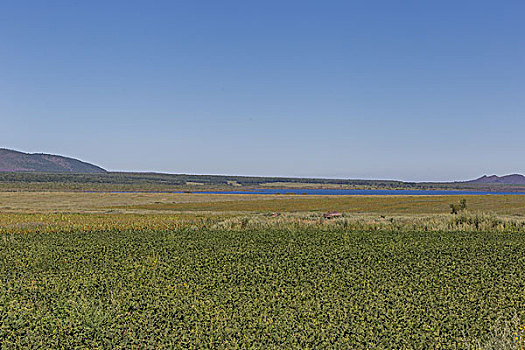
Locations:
194;189;525;195
88;189;525;195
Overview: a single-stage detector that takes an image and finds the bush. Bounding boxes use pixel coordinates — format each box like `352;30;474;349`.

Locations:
450;198;467;214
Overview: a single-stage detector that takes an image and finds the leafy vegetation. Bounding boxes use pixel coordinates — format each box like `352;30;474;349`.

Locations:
1;226;524;348
450;198;468;214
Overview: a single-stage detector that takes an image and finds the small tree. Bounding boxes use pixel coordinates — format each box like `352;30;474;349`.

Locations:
450;199;467;214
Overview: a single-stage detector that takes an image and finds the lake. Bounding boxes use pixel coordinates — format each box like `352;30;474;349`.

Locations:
86;188;525;195
186;188;525;195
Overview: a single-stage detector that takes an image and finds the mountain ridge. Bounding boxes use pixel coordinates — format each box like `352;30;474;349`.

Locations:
0;148;106;173
464;174;525;185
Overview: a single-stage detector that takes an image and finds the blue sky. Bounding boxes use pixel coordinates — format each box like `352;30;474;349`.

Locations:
1;1;524;181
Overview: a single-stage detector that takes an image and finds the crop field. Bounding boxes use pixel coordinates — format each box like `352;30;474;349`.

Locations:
1;227;525;348
1;191;525;348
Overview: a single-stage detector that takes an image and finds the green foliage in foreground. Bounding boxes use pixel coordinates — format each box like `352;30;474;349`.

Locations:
1;228;524;349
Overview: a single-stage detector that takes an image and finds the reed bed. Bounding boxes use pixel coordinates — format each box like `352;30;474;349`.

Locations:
212;211;525;233
2;211;525;235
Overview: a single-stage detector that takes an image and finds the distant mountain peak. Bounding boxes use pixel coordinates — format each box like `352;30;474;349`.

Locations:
467;174;525;185
0;148;106;173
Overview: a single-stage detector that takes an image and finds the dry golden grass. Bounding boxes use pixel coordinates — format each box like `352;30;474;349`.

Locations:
0;192;285;213
1;191;524;235
1;192;525;216
2;210;525;235
121;195;525;216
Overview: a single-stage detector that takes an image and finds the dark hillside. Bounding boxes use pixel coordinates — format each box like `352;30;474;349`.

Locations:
0;148;106;173
465;174;525;185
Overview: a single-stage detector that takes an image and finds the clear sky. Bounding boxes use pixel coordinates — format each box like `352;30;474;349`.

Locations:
1;1;524;181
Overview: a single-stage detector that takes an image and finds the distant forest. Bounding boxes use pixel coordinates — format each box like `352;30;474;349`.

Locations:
0;172;524;192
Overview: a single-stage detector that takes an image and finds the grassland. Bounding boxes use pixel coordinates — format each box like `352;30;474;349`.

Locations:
1;191;525;215
119;194;525;215
1;190;525;348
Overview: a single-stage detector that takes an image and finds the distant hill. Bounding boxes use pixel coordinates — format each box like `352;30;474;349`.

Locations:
0;148;106;173
465;174;525;185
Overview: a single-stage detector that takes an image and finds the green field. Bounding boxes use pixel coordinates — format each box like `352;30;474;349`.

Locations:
1;227;524;348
